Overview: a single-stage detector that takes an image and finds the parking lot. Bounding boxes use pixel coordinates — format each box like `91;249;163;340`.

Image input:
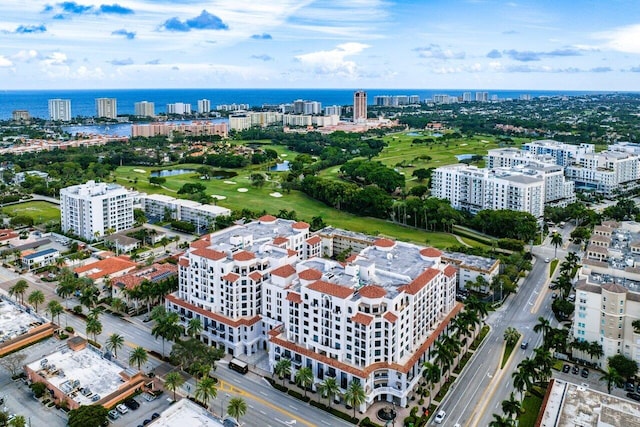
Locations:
554;362;640;402
107;393;173;427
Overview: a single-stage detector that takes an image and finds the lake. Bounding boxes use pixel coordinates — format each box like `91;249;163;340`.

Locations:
150;169;195;177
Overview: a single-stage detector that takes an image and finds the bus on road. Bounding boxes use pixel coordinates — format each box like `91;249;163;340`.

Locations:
228;358;248;374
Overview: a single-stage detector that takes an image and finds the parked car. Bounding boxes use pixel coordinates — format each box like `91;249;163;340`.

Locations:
581;368;589;378
434;410;446;424
107;410;119;420
124;398;140;410
562;364;571;373
625;382;636;392
520;342;529;350
627;392;640;402
545;258;550;263
142;393;157;402
116;404;128;415
571;365;579;375
151;413;160;419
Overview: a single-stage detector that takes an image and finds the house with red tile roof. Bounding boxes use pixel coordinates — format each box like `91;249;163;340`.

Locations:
111;263;178;305
74;256;137;286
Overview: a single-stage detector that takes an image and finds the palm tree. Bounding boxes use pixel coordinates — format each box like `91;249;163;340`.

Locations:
465;294;489;319
588;341;604;361
422;361;441;407
105;333;125;359
195;376;218;411
9;279;29;304
533;316;552;347
227;397;248;423
151;307;183;358
295;366;314;398
533;348;553;382
489;413;516;427
550;232;563;259
78;284;99;310
46;300;64;325
599;366;623;394
318;377;340;408
164;371;185;401
512;369;531;401
343;380;366;419
129;346;148;371
187;318;203;338
274;358;292;386
517;358;539;385
27;290;45;312
85;316;102;342
8;415;27;427
501;392;522;419
110;297;126;315
433;339;456;376
503;327;520;347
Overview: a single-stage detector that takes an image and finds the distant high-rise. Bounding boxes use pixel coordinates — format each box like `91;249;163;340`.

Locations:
475;92;489;102
134;101;155;117
197;99;211;114
12;110;30;122
353;90;367;122
95;98;118;119
48;99;71;122
324;105;342;116
462;92;472;102
166;103;192;115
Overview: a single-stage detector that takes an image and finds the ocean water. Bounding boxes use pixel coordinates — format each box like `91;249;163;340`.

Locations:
0;88;613;120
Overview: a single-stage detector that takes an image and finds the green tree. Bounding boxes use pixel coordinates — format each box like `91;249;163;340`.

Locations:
85;316;103;342
343;380;366;418
187;318;203;338
489;414;516;427
501;392;522;419
632;319;640;334
67;405;109;427
164;371;185;401
151;306;183;358
503;327;520;347
274;358;292;386
8;415;26;427
295;366;314;398
599;366;624;394
550;232;563;259
9;279;29;304
533;316;552;347
318;377;340;409
512;369;531;401
227;397;248;423
422;361;441;407
46;299;64;325
195;376;218;410
27;290;45;312
608;354;638;380
105;333;125;359
129;346;148;371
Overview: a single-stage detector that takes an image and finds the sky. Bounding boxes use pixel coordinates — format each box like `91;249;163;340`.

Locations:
1;0;640;90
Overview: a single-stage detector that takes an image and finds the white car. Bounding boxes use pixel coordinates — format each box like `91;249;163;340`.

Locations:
116;403;128;414
434;410;446;424
544;257;550;263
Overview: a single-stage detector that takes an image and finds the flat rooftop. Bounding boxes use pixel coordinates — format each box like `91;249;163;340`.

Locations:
150;399;227;427
540;379;640;427
27;345;128;406
0;297;47;344
441;251;498;272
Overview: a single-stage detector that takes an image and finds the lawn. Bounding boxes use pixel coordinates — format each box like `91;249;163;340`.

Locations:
501;336;520;368
114;165;470;248
1;201;60;225
517;391;544;427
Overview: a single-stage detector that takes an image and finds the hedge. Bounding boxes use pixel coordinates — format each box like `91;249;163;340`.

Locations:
287;389;310;402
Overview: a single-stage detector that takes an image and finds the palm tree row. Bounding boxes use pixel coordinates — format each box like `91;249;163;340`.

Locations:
122;277;178;314
511;349;553;400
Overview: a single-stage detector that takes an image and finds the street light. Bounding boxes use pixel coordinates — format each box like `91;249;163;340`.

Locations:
220;393;231;417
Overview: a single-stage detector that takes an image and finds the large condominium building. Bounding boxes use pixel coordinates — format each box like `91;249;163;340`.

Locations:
521;140;595;167
134;101;155;117
48;99;71;121
324;105;342;116
60;180;134;241
431;164;548;217
487;147;556;169
131;122;228;138
353;90;367;122
283;114;313;127
229;112;284;131
197;99;211;114
565;150;640;197
475;92;488;102
573;221;640;367
95;98;118;119
166;216;460;409
166;103;192;115
293;100;322;115
141;194;231;230
12;110;30;122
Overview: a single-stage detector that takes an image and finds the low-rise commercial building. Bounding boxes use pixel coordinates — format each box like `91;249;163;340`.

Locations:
0;297;54;357
20;247;60;271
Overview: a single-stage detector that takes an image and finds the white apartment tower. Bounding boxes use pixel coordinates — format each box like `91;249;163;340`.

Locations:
353;90;367;122
60;180;134;241
197;99;211;114
134;101;155;117
95;98;118;119
565;150;640;197
167;103;192;115
166;216;460;409
48;99;71;122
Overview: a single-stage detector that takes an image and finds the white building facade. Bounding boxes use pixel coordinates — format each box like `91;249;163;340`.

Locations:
134;101;155;117
48;99;71;121
141;194;231;230
95;98;118;119
565;150;640;197
60;180;134;241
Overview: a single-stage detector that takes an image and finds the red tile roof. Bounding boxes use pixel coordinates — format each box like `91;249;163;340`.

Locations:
166;294;261;327
113;263;178;290
222;272;240;282
293;221;310;230
307;280;353;299
374;238;395;248
383;312;398;323
273;236;289;245
358;285;386;299
285;292;302;304
233;250;256;261
287;249;297;257
192;248;226;260
191;239;210;249
345;254;358;263
298;268;322;281
399;267;440;295
178;258;190;267
444;265;457;278
351;312;374;326
271;264;296;278
420;248;442;258
306;235;321;245
259;215;277;223
249;271;263;282
74;256;137;280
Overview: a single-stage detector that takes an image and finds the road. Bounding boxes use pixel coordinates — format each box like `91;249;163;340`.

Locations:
437;240;570;427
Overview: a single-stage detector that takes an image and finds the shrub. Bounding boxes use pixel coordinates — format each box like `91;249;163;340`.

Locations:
404;416;416;427
73;305;83;314
88;339;101;349
30;382;47;398
65;326;74;333
58;333;69;340
287;389;310;402
360;417;384;427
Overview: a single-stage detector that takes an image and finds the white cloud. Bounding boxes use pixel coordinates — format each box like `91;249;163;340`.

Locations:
295;42;369;77
12;49;39;62
596;24;640;54
0;56;13;67
41;52;70;67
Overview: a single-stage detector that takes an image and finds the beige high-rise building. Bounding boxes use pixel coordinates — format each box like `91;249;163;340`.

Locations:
353;90;367;122
134;101;155;117
95;98;118;119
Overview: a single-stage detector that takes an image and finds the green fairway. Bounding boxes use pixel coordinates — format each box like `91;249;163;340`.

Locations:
114;164;478;249
1;201;60;225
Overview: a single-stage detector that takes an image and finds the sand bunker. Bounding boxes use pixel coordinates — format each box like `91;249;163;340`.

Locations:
270;192;283;198
134;169;146;173
237;188;248;193
211;195;227;200
224;180;236;184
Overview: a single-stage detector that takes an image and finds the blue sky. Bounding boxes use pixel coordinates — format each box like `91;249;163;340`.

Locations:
0;0;639;90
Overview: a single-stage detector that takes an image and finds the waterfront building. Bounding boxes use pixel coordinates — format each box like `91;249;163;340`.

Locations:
134;101;155;117
353;90;367;122
197;99;211;114
48;99;71;121
475;92;489;102
324;105;342;116
60;180;135;241
462;92;472;102
131;122;227;138
95;98;118;119
12;110;30;122
166;103;192;115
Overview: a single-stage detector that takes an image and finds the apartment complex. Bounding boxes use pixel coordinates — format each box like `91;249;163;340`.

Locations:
95;98;118;119
565;150;640;196
353;90;367;122
134;101;155;117
166;216;461;409
197;99;211;114
166;102;192;115
373;95;420;106
573;221;640;367
141;194;231;230
12;110;30;122
521;140;595;167
131;122;228;138
48;98;71;121
60;180;135;241
293;99;322;115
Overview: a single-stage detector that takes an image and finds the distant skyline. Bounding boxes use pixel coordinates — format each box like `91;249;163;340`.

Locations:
1;1;639;91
